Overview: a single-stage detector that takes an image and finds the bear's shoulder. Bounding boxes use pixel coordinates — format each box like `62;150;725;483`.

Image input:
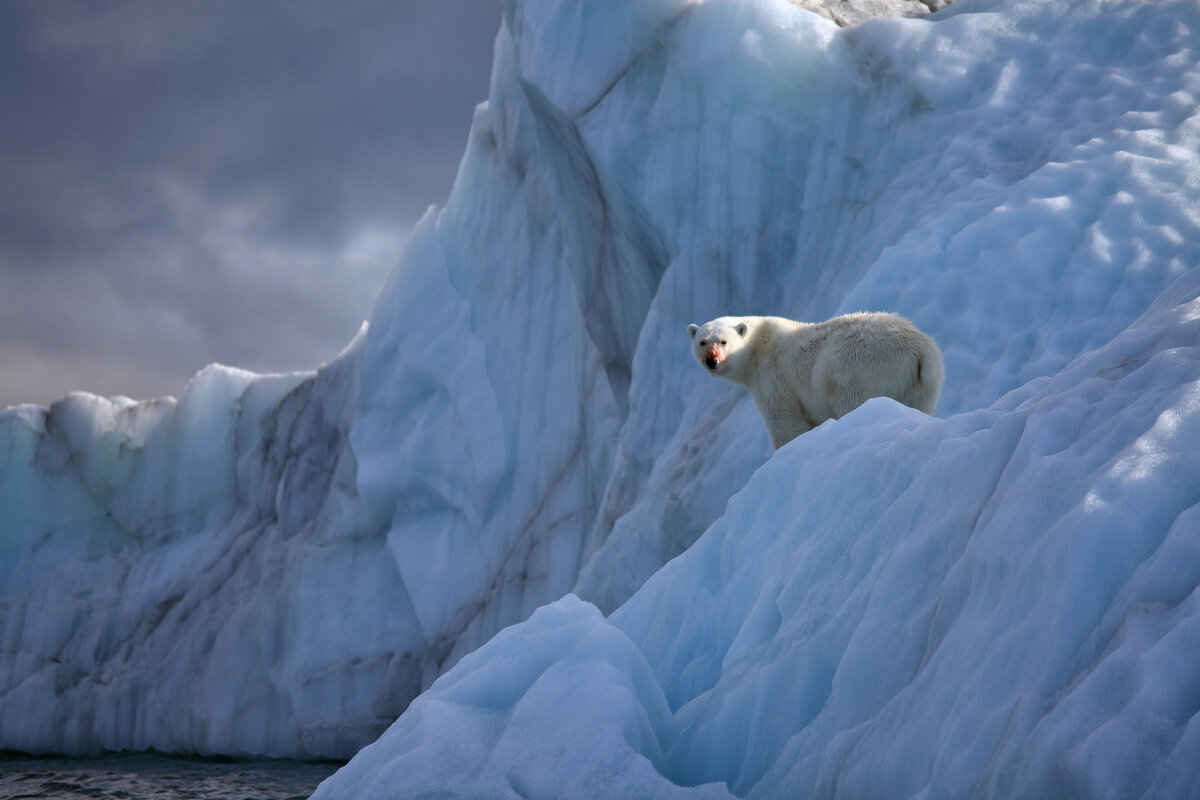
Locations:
749;316;805;341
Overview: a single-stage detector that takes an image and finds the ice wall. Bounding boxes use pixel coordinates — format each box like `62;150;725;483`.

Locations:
312;0;1200;796
574;0;1200;610
0;333;423;758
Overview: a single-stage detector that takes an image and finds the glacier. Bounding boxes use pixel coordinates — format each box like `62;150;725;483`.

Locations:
3;0;1200;796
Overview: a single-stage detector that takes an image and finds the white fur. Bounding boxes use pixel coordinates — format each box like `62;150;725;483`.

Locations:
687;313;944;448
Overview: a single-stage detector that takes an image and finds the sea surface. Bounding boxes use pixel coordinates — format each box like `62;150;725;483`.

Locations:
0;753;341;800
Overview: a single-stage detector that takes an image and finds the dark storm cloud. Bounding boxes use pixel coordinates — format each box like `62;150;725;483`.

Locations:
0;0;500;407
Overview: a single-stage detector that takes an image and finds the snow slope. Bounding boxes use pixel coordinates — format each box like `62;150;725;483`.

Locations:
3;0;1200;794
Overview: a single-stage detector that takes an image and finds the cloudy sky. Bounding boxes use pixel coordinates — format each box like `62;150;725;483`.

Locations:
0;0;501;408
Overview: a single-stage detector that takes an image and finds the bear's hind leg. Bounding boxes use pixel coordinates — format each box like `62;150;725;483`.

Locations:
827;380;867;419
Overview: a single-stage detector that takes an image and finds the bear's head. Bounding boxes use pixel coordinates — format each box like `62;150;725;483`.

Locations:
687;317;749;380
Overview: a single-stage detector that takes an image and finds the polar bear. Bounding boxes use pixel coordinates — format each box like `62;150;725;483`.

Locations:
687;313;943;448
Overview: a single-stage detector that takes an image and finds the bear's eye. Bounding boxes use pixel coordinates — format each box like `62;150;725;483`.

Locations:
720;340;727;345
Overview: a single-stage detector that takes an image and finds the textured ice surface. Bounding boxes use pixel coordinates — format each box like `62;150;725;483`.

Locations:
3;2;1200;794
0;336;410;758
574;0;1200;609
313;0;1200;796
310;596;737;800
316;260;1200;798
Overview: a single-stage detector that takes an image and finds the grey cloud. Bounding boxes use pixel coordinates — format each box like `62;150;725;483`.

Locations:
0;0;500;408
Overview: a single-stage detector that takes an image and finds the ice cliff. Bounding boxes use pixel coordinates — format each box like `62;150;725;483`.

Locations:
4;0;1200;796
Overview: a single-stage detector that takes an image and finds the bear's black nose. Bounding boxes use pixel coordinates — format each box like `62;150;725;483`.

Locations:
705;356;718;370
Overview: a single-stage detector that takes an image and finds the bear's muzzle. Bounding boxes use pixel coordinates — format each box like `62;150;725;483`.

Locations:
704;347;722;371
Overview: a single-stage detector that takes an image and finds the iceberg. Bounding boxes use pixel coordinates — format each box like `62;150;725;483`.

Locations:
314;0;1200;795
2;0;1199;795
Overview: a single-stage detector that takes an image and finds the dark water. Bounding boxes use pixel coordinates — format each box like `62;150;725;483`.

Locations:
0;754;342;800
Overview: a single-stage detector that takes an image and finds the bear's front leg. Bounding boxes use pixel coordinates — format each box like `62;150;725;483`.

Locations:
758;403;812;449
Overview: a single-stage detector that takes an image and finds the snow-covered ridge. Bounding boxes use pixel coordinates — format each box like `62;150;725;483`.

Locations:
3;3;1200;796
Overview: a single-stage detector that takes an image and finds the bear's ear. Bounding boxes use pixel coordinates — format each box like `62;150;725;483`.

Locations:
735;322;748;337
687;323;699;340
